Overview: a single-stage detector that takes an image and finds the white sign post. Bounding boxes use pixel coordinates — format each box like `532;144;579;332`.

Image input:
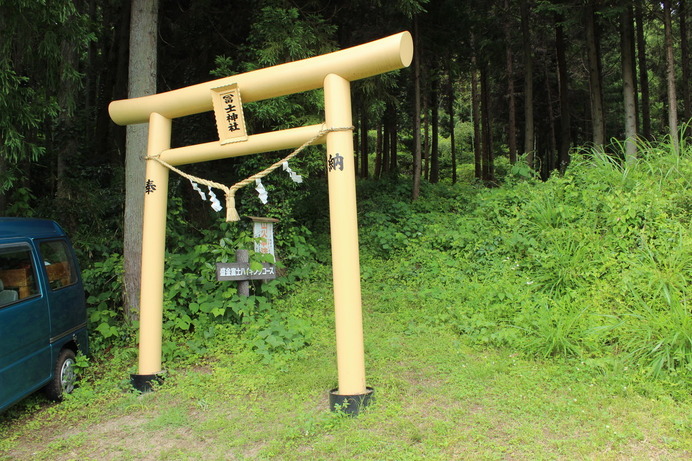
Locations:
249;216;279;257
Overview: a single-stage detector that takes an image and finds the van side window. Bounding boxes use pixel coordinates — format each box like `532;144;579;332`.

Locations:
39;241;78;290
0;245;40;306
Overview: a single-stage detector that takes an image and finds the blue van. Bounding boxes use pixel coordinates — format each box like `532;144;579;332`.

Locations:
0;218;88;413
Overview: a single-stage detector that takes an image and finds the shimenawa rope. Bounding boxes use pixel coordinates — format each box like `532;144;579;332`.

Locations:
146;124;353;222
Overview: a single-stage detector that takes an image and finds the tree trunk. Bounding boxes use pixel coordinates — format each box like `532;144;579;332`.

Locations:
520;0;534;165
585;1;606;149
543;62;557;177
505;0;518;165
471;61;482;180
421;62;429;181
621;4;638;161
412;17;422;200
56;35;79;202
635;1;652;140
663;0;680;154
124;0;158;320
382;112;390;175
360;104;368;178
374;123;382;178
448;67;457;184
422;88;430;180
681;0;691;122
389;104;398;173
555;10;571;171
480;59;494;183
430;74;440;183
84;0;97;145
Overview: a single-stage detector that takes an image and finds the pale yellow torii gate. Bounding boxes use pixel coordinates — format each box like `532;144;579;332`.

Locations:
109;32;413;412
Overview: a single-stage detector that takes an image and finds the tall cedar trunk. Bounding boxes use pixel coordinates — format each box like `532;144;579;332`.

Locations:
635;1;652;140
621;4;638;160
585;1;606;149
389;104;398;173
360;104;368;178
374;124;383;178
505;0;518;164
663;0;680;154
555;10;571;171
84;0;97;144
448;68;457;184
422;89;430;180
412;17;422;199
543;61;557;177
520;0;534;165
430;75;440;183
480;59;494;183
56;37;79;201
124;0;158;320
382;114;390;174
681;0;691;122
471;61;482;180
421;62;429;180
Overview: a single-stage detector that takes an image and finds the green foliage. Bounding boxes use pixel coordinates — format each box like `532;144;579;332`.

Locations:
246;5;337;66
358;138;691;382
77;137;689;387
82;253;130;352
0;0;92;164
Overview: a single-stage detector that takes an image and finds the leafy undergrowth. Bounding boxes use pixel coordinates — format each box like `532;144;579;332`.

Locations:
1;140;690;458
358;140;691;384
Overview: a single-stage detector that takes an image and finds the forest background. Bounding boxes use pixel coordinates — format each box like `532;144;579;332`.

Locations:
0;0;691;426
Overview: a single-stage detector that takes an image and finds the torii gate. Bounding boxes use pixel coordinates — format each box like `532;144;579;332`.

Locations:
109;32;413;413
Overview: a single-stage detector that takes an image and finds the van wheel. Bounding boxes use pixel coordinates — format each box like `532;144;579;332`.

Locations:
45;348;77;401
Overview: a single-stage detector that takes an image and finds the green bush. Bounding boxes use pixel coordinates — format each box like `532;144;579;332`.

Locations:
356;138;690;383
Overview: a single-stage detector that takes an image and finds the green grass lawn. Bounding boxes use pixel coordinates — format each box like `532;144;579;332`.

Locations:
1;297;690;460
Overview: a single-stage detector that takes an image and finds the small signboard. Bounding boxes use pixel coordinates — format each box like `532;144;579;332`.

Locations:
216;262;276;281
211;83;248;145
248;216;279;257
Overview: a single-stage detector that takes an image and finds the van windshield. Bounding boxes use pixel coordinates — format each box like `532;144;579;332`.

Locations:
0;245;40;306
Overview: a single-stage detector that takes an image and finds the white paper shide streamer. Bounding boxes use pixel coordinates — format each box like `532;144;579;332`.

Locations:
255;179;268;204
190;179;207;201
190;179;223;212
282;162;303;183
192;162;302;210
208;187;222;212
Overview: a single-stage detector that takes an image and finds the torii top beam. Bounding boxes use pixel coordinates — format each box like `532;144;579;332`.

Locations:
109;32;413;126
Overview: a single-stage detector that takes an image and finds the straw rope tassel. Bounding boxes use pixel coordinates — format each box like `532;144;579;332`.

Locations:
146;124;353;222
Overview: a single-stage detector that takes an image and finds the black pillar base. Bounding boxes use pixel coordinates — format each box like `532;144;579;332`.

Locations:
329;387;374;415
131;373;164;392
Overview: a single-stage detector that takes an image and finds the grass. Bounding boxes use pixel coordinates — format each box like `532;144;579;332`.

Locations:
2;141;690;459
1;292;690;460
